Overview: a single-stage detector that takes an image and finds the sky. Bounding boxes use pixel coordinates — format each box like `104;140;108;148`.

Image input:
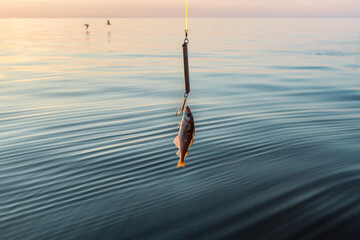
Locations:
0;0;360;18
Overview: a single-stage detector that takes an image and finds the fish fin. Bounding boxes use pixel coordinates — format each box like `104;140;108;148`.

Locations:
185;151;189;158
193;129;195;137
176;150;181;158
177;159;185;168
173;136;180;148
189;138;194;147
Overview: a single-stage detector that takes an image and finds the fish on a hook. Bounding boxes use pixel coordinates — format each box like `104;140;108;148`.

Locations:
173;106;195;168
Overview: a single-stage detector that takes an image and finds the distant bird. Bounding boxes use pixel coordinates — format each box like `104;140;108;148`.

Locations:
84;24;89;30
107;20;111;25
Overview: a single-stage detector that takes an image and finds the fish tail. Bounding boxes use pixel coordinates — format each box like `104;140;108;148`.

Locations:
177;159;185;168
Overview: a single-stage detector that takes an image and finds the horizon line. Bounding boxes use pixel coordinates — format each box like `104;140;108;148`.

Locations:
1;16;360;19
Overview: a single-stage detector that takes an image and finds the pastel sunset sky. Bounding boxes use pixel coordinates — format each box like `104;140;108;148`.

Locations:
1;0;360;18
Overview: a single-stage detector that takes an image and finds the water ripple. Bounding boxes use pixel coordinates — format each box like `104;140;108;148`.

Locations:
1;18;360;240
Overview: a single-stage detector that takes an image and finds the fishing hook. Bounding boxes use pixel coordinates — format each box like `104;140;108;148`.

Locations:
176;93;188;117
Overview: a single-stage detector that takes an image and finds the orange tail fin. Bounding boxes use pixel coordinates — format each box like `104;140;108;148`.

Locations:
177;159;185;168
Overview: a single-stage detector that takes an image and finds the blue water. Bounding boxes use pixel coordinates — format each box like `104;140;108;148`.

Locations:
1;18;360;239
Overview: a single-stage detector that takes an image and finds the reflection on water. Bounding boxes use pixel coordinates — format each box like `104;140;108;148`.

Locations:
108;31;111;45
0;18;360;239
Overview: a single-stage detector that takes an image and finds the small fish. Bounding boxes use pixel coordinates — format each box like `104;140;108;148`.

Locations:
173;106;195;168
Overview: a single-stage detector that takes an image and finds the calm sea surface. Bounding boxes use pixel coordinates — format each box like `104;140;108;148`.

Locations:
1;18;360;239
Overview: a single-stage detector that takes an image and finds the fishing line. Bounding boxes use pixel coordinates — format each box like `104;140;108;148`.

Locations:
176;0;191;116
186;0;188;31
